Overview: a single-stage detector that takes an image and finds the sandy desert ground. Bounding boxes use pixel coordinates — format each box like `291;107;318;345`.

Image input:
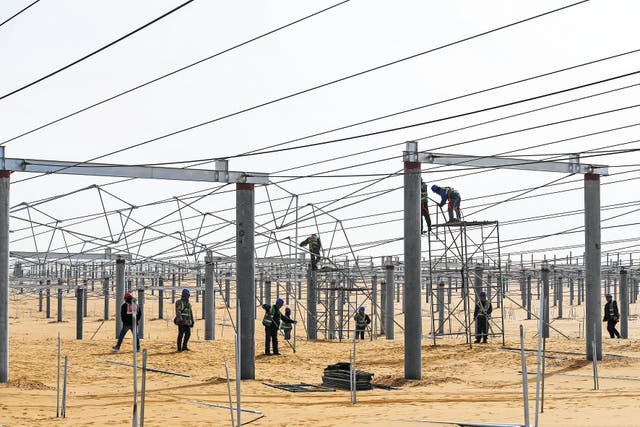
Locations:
1;290;639;427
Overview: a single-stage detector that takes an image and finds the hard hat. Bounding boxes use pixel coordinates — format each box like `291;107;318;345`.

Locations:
276;298;284;306
431;185;439;192
359;306;365;312
605;293;612;298
285;307;291;315
124;292;132;299
182;288;190;296
479;291;487;297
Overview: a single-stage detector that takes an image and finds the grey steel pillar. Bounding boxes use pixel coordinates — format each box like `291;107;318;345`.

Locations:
57;281;63;322
205;251;215;340
620;268;628;339
403;142;422;379
338;288;344;341
570;276;575;306
541;264;550;339
0;170;8;382
115;258;125;339
225;272;231;307
371;274;377;337
103;277;109;320
557;276;563;319
137;287;145;340
380;280;386;335
265;278;272;306
82;267;88;317
158;277;164;320
46;281;51;319
585;174;602;361
473;265;483;302
437;281;445;334
171;273;176;304
578;271;584;305
526;274;532;320
307;270;317;340
75;287;83;340
328;283;336;340
286;278;291;305
385;261;394;340
237;182;256;379
38;286;43;312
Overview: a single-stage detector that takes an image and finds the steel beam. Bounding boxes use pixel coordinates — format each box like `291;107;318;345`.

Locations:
2;158;268;184
419;152;608;175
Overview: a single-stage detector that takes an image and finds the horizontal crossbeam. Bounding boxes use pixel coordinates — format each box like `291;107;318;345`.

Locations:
411;152;608;175
1;152;268;184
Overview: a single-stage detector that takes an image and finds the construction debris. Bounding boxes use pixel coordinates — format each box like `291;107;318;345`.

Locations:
322;362;373;390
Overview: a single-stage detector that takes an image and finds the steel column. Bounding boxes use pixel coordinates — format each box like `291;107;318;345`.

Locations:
584;174;602;361
236;183;255;379
115;258;125;339
205;251;215;340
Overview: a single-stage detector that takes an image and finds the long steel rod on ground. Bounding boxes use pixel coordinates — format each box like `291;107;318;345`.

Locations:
185;400;262;414
104;360;190;377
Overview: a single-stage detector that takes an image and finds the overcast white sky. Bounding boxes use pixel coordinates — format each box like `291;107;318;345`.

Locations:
1;0;640;267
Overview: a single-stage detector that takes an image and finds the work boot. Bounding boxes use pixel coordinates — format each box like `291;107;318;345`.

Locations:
112;345;120;352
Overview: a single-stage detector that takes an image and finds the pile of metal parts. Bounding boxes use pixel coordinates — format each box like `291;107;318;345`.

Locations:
321;362;373;390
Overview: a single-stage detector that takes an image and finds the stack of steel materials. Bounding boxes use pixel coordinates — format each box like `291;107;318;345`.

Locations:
321;362;373;390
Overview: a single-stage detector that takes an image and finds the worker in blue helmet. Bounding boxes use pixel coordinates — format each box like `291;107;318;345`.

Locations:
603;293;621;338
431;184;462;223
354;306;371;340
175;288;194;352
262;297;286;355
473;290;492;344
280;306;296;340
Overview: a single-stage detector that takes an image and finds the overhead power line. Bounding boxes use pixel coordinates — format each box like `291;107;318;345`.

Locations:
13;69;639;186
0;0;351;145
7;0;590;184
0;0;195;102
0;0;40;29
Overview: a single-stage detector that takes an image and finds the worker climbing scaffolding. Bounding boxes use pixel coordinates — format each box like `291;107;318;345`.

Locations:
420;180;432;233
300;233;322;270
431;184;462;223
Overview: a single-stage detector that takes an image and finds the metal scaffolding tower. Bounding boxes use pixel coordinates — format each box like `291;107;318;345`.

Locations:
426;220;504;347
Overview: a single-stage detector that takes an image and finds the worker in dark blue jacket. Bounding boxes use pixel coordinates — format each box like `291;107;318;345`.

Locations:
431;184;461;223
